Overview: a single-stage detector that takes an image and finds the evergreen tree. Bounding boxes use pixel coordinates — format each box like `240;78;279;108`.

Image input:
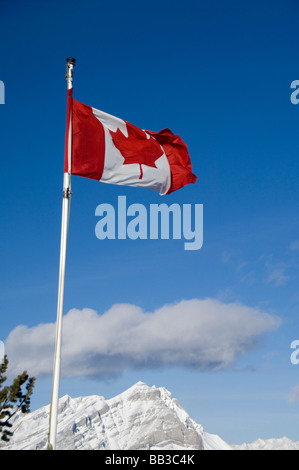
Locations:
0;355;35;442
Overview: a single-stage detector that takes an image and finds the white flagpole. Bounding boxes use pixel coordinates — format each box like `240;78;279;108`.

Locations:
47;57;76;450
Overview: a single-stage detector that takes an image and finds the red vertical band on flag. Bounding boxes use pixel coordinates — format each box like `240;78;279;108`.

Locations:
64;88;73;173
146;128;197;193
70;100;105;181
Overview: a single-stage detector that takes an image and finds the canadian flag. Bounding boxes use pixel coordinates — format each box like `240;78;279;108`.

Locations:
65;90;197;195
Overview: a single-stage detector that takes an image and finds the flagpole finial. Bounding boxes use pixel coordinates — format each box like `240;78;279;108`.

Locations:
66;58;76;90
66;57;76;65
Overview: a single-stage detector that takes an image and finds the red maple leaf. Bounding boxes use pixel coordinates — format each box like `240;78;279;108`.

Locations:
109;122;163;179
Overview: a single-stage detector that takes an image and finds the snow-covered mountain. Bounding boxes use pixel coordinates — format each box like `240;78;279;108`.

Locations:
1;381;298;451
232;437;299;451
0;381;231;451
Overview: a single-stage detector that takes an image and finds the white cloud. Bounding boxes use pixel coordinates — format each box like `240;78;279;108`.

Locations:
287;384;299;403
266;268;290;286
5;299;281;379
265;260;290;286
289;240;299;251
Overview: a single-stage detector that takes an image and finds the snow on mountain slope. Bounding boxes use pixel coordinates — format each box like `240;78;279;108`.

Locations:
0;382;231;451
232;437;299;451
4;382;297;451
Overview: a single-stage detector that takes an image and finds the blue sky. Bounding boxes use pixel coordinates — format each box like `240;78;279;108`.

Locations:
1;0;299;445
